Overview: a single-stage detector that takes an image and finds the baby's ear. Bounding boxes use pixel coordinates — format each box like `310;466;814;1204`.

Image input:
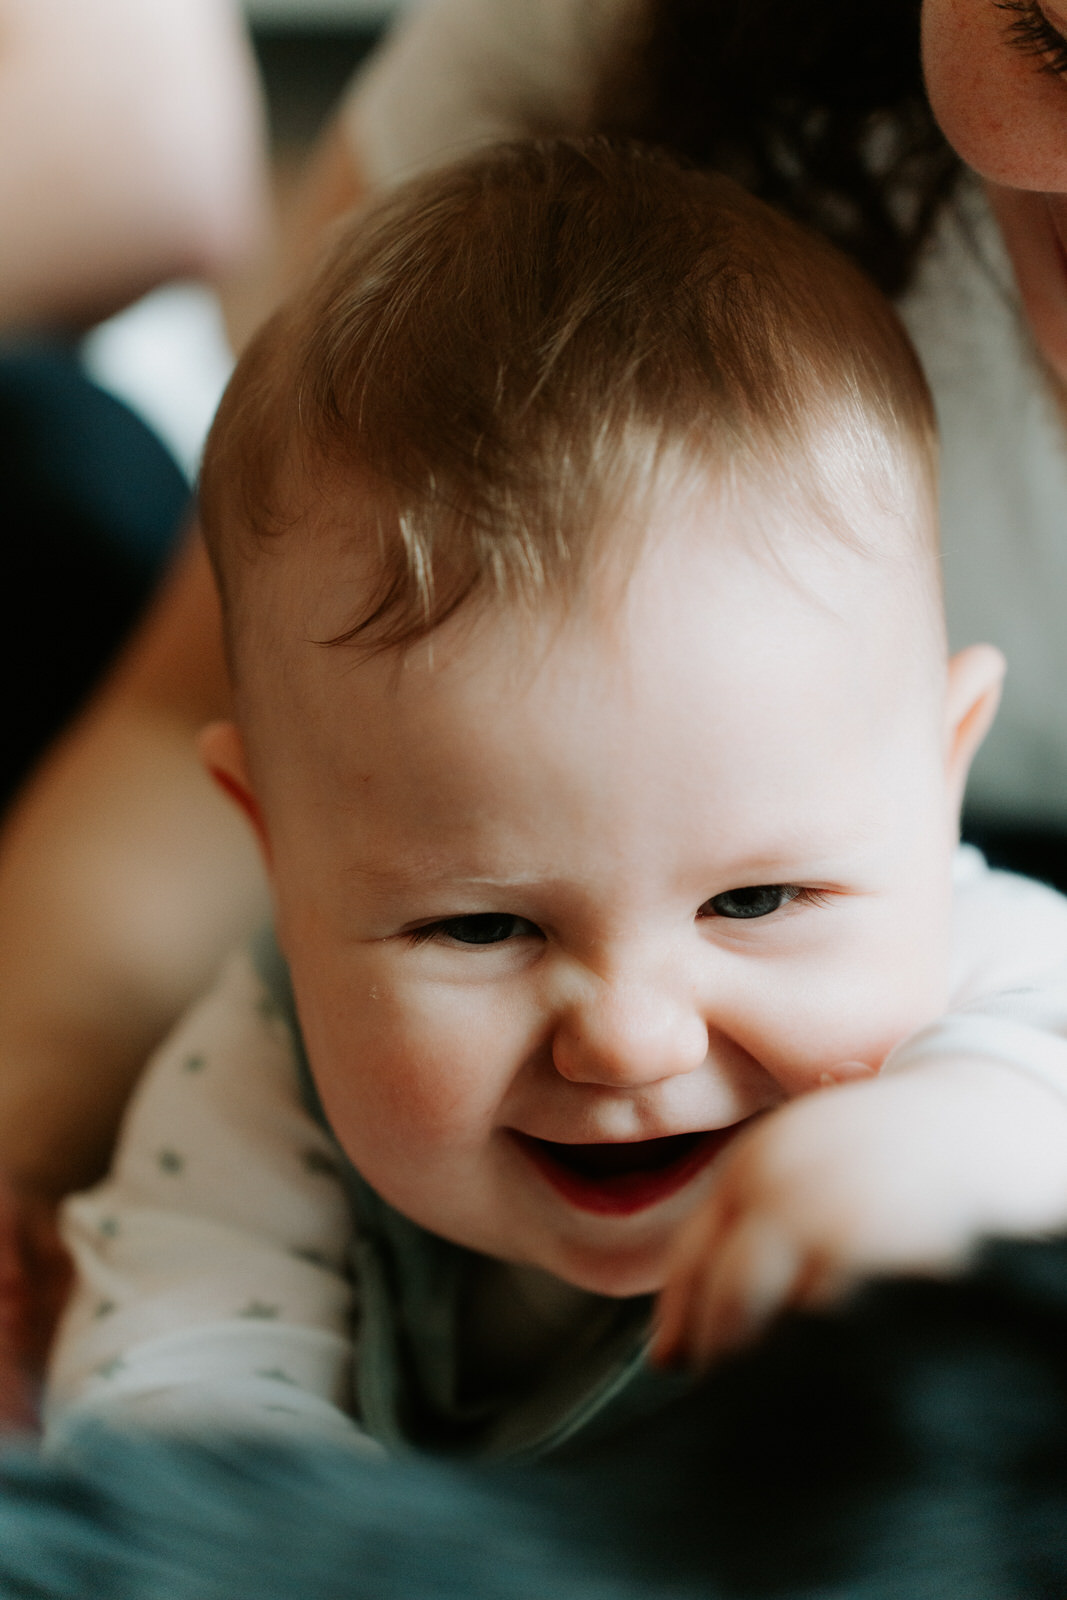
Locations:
944;644;1005;814
198;721;270;862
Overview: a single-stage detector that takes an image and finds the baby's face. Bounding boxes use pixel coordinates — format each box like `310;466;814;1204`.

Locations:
220;472;990;1298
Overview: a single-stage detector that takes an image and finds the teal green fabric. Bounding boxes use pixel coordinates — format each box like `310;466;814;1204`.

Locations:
251;928;692;1462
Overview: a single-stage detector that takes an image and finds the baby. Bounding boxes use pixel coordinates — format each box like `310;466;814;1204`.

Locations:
47;138;1067;1451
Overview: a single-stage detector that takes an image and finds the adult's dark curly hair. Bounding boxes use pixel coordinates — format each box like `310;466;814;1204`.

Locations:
595;0;962;297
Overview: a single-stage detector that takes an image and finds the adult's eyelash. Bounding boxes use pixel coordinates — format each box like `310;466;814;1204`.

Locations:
998;0;1067;78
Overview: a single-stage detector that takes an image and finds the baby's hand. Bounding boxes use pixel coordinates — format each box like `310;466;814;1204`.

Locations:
652;1056;1067;1371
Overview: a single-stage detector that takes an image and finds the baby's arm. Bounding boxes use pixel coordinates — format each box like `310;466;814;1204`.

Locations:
46;946;369;1448
654;849;1067;1369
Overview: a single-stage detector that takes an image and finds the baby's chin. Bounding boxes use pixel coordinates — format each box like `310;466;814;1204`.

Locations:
514;1232;674;1300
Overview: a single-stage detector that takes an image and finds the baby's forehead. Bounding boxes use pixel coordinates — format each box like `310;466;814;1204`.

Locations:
242;451;944;736
234;439;942;717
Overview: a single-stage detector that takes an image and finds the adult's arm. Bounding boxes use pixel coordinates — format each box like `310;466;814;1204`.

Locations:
0;0;268;329
0;539;269;1200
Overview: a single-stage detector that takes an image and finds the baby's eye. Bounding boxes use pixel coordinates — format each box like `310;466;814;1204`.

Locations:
412;913;541;946
700;885;802;920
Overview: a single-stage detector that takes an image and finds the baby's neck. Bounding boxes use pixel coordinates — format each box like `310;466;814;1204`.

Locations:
457;1257;614;1404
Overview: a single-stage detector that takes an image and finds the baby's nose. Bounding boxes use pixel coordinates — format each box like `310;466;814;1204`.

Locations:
551;979;708;1088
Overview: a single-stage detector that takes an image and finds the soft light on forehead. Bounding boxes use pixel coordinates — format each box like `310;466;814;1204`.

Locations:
232;405;939;709
240;458;946;857
529;449;944;700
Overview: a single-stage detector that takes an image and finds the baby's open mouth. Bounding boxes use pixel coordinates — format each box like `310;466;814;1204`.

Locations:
512;1128;738;1216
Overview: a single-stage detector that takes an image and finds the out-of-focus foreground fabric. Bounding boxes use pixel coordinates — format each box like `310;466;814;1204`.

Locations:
2;1233;1066;1599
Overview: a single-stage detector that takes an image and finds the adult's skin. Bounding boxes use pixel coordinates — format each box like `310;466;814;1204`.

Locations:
922;0;1067;385
1;0;1067;1385
0;0;267;329
0;0;271;1182
0;144;342;1202
0;116;357;1201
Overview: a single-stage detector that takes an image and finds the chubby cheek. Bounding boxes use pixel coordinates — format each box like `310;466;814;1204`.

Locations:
727;909;952;1098
290;957;526;1176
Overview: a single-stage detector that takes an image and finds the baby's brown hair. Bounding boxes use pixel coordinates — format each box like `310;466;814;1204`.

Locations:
200;137;936;661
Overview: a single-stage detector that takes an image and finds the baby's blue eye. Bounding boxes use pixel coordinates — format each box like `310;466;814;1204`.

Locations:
703;885;799;920
428;913;539;946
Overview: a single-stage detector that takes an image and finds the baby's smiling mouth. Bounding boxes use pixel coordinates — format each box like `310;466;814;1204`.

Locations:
512;1128;740;1217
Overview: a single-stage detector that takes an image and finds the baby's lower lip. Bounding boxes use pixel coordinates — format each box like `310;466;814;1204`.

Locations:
512;1127;742;1216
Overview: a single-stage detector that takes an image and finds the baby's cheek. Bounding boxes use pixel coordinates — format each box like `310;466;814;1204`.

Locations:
316;978;521;1153
749;951;949;1098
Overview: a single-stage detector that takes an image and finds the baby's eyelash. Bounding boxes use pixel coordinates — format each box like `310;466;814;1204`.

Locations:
406;919;476;947
406;912;541;947
998;0;1067;77
699;885;833;922
788;887;832;909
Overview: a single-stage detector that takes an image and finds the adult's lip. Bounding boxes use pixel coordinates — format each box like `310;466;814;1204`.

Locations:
511;1126;745;1217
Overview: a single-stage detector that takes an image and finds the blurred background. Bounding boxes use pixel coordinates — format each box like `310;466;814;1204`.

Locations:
245;0;407;154
84;0;416;483
0;0;424;809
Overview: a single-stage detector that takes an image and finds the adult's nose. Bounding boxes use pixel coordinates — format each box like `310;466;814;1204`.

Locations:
551;973;709;1088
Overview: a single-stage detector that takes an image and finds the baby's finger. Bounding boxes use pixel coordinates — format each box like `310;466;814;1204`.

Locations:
651;1235;711;1367
676;1215;804;1370
787;1247;852;1314
817;1060;877;1088
649;1282;688;1370
651;1197;731;1367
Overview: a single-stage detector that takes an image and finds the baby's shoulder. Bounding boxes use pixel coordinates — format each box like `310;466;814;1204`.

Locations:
94;936;344;1243
950;843;1067;1005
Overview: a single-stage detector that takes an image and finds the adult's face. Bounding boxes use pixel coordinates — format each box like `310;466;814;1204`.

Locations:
923;0;1067;379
